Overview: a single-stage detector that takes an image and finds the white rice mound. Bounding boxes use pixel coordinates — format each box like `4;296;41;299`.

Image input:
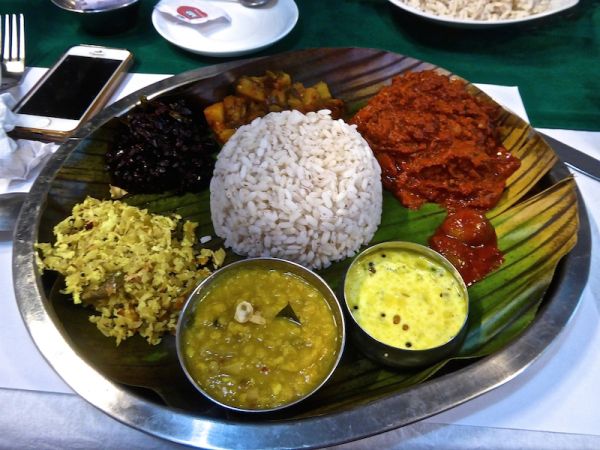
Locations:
210;109;382;270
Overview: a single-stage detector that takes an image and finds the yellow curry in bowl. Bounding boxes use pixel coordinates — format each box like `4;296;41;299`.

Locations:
176;258;345;412
343;242;469;368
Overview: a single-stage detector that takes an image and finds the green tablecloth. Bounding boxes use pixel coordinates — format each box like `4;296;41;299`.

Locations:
2;0;599;131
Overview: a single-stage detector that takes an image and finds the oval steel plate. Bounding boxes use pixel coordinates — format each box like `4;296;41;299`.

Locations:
13;48;590;449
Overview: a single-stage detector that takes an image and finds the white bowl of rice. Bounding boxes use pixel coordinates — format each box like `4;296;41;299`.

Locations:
210;109;382;270
387;0;578;28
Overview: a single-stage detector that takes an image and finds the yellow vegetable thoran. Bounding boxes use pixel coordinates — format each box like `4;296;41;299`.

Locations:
36;197;225;345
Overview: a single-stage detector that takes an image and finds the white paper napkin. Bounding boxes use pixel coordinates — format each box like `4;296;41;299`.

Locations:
0;93;58;194
155;0;231;25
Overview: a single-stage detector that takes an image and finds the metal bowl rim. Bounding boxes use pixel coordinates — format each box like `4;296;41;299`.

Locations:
50;0;140;14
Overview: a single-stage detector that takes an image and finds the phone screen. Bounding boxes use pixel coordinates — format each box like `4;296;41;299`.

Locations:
16;55;123;120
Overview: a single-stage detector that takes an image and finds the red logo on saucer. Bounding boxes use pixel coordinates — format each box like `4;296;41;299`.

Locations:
176;6;208;19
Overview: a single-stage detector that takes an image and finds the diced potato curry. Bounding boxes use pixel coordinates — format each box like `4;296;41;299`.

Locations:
204;70;345;143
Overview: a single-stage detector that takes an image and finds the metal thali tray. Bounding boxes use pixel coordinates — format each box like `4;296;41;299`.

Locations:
12;48;591;449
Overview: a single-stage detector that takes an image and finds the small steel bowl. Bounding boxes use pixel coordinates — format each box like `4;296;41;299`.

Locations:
176;257;346;413
343;242;469;369
51;0;141;34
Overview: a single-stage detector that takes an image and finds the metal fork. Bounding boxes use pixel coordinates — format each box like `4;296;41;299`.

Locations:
0;14;25;90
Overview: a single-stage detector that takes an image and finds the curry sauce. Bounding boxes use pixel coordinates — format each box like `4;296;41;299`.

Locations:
181;266;340;410
345;246;467;350
351;70;520;211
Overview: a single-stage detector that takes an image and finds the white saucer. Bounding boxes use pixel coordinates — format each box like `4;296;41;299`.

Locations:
152;0;299;57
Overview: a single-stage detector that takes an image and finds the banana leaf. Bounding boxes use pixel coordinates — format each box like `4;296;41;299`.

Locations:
299;178;578;415
39;48;579;420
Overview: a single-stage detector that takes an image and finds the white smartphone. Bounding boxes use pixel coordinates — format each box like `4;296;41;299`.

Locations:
13;44;133;140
